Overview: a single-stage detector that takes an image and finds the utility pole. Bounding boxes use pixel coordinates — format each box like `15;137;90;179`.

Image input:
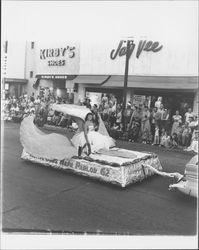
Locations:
122;39;132;129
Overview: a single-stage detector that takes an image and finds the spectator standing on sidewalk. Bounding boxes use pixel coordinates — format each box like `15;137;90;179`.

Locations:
159;129;171;148
150;107;158;141
184;108;194;123
152;124;160;146
84;98;92;109
116;105;122;127
154;106;162;131
141;106;151;144
171;110;182;135
157;104;164;132
161;108;170;132
155;97;162;109
123;102;133;131
102;101;109;122
91;104;100;131
181;122;192;147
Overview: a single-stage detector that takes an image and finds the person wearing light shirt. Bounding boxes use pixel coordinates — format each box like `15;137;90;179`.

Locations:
184;108;194;123
155;97;162;110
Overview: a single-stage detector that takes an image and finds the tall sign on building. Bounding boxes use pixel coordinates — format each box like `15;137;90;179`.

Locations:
2;41;8;77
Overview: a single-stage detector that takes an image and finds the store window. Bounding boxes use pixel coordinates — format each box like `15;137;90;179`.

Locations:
30;71;34;78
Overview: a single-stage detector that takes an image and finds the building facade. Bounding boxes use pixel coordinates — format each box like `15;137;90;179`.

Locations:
24;39;198;115
1;41;28;99
2;38;198;115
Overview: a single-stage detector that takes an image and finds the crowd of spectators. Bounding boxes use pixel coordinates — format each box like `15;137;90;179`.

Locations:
94;95;198;151
2;93;198;151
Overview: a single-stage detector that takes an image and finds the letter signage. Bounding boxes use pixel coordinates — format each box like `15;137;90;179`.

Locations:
36;42;80;75
40;46;76;66
110;39;163;60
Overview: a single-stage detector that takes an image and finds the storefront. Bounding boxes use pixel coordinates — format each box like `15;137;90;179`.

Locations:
71;74;197;115
27;42;80;102
34;75;77;103
75;38;198;114
98;75;197;115
3;78;28;98
25;38;198;114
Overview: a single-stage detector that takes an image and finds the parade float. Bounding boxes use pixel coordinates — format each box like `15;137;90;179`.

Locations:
20;104;198;196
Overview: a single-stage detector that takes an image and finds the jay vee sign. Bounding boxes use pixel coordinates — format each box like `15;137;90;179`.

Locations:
110;40;163;60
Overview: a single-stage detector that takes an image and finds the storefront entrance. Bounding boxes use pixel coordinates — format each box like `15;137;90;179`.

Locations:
85;87;123;105
3;78;28;99
38;79;74;103
85;86;195;117
133;90;195;116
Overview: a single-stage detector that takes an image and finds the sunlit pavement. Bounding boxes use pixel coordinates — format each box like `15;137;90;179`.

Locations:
2;121;197;235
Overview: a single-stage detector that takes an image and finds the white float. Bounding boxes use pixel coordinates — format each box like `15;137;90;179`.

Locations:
21;147;162;187
20;104;197;195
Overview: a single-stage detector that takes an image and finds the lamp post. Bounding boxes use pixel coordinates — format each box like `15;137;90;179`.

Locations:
122;39;133;129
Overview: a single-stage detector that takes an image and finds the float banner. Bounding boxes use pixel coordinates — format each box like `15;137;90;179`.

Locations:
21;149;162;187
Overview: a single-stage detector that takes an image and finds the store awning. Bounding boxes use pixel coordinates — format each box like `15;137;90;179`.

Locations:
74;75;111;85
101;75;198;90
4;78;28;84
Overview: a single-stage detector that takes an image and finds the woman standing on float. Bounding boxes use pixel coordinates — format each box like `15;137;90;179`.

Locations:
71;113;115;156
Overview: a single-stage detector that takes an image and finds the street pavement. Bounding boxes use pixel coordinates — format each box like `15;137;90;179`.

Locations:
1;121;197;235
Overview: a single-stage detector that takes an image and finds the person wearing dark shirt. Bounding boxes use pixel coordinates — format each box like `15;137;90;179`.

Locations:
91;104;100;131
84;98;91;109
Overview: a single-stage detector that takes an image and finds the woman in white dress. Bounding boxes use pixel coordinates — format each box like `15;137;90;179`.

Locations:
171;110;182;135
71;112;115;156
20;104;115;161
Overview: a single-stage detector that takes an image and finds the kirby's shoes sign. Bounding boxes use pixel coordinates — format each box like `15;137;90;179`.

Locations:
36;42;80;77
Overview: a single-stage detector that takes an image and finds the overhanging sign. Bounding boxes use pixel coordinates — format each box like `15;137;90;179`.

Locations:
36;74;77;80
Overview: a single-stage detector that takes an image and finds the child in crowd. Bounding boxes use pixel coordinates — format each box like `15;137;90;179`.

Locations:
152;125;160;146
159;129;171;148
181;122;191;147
176;122;183;146
128;120;140;142
170;133;178;148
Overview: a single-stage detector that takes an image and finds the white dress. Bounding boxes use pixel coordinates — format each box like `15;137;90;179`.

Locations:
71;124;115;152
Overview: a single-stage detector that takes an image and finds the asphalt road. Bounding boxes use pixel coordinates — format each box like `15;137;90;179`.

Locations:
1;122;197;235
